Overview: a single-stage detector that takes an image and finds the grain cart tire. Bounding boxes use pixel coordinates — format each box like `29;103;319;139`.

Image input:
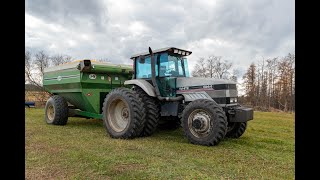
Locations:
158;116;181;130
226;122;247;138
133;86;160;137
102;88;146;139
45;95;69;125
181;99;227;146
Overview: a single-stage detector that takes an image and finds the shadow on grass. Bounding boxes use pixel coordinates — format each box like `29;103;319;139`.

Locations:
65;118;254;147
153;130;260;148
67;118;103;129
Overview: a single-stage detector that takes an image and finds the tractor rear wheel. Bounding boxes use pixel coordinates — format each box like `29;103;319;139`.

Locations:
44;95;69;125
181;99;227;146
102;88;146;139
226;122;247;138
133;86;160;136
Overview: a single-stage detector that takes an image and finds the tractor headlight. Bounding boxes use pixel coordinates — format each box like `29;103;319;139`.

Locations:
230;97;237;103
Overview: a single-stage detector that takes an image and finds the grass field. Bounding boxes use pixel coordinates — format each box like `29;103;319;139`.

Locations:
25;109;294;179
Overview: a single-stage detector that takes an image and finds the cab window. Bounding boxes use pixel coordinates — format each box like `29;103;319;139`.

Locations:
135;56;158;78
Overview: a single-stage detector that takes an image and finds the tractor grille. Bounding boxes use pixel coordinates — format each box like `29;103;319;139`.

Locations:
212;97;227;104
213;84;236;90
205;89;237;98
176;84;238;104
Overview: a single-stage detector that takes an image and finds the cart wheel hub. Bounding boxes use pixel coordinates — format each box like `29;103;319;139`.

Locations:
121;108;129;119
47;105;55;121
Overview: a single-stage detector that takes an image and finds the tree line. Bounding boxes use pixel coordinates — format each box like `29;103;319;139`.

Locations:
26;50;295;112
192;55;239;82
242;53;295;112
191;53;295;112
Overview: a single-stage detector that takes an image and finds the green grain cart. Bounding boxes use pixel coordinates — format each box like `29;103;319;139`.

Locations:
43;47;253;146
43;60;133;121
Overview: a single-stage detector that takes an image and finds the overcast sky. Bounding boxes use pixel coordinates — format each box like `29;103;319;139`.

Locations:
25;0;295;76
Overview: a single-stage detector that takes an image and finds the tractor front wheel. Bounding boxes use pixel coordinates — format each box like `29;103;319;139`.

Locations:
181;99;228;146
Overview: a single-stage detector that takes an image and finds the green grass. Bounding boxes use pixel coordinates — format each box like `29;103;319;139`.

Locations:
25;109;294;179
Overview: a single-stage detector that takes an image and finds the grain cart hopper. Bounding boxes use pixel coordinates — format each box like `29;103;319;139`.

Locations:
43;60;133;123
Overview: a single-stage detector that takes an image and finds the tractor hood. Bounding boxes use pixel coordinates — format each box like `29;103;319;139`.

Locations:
175;77;238;102
176;77;236;88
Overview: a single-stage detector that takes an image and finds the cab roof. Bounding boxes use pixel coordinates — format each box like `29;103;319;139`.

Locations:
130;47;192;60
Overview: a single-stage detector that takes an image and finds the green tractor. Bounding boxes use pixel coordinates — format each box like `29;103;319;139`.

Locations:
43;47;253;146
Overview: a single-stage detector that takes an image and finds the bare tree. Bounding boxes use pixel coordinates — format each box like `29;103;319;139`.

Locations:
25;51;32;84
213;58;232;79
206;56;216;78
34;50;50;76
51;54;72;66
25;50;75;105
192;55;233;79
277;53;295;112
192;58;207;77
25;50;51;104
27;51;73;87
242;63;256;106
64;55;72;62
229;68;239;83
25;51;42;87
266;57;278;109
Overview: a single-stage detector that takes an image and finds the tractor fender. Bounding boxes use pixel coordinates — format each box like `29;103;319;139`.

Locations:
124;79;156;97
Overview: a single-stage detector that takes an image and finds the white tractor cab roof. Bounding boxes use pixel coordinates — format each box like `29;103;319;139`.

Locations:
130;47;192;60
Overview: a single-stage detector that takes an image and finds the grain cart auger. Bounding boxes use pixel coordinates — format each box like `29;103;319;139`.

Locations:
43;47;253;146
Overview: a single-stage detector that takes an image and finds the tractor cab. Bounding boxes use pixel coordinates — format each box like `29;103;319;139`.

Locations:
130;47;192;97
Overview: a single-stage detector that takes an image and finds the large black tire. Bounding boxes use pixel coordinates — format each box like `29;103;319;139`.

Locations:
102;88;146;139
226;122;247;138
133;86;160;136
181;99;227;146
158;116;181;130
44;95;69;125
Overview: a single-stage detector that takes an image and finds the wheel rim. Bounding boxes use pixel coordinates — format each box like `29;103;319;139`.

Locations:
47;105;55;121
108;98;130;132
188;109;212;138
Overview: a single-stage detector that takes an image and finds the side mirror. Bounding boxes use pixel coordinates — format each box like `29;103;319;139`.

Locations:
139;55;145;64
